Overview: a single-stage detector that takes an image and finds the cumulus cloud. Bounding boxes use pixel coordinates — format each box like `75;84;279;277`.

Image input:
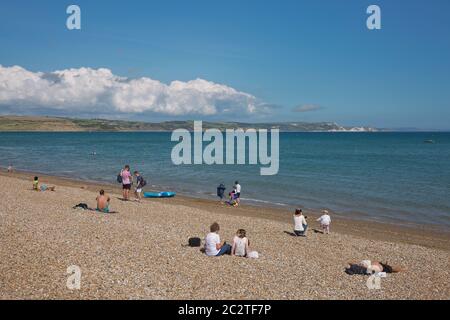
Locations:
293;104;323;113
0;65;259;116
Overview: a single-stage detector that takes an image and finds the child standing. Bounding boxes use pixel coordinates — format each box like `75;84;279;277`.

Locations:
134;171;146;202
233;181;241;204
317;210;331;234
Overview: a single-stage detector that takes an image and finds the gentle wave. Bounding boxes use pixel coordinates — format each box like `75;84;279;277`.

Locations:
1;131;449;229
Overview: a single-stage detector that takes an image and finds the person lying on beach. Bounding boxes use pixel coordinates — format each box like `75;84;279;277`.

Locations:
231;229;249;257
293;208;308;237
317;210;331;234
33;176;56;192
205;222;231;256
345;260;405;275
96;189;111;213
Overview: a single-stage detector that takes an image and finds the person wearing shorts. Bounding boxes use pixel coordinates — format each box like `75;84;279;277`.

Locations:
120;165;132;200
233;181;241;205
134;171;144;202
96;189;111;213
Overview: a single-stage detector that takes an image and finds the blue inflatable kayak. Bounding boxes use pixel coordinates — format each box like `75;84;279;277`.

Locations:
144;192;176;198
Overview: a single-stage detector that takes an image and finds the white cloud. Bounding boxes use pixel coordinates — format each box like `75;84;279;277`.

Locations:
293;104;323;112
0;65;258;116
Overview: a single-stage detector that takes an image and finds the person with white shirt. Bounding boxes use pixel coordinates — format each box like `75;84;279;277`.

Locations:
293;208;308;237
204;222;231;256
317;210;331;234
231;229;250;257
233;181;241;205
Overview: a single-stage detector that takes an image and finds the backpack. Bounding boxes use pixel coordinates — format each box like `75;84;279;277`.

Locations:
140;178;147;187
188;237;201;247
117;173;122;184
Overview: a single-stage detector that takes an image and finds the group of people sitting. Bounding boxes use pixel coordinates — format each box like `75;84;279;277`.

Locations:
203;214;404;276
204;222;257;258
201;209;331;259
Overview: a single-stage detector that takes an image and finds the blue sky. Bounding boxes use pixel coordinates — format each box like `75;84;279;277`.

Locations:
0;0;449;129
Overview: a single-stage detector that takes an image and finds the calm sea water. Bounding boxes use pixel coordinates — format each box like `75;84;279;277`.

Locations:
1;132;449;229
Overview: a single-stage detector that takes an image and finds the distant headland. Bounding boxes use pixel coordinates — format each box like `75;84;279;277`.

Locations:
0;115;379;132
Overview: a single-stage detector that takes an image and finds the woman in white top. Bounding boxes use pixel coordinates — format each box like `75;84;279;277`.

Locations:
205;222;231;256
231;229;249;257
293;209;308;237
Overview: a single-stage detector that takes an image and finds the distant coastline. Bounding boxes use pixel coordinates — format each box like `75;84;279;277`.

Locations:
0;115;379;132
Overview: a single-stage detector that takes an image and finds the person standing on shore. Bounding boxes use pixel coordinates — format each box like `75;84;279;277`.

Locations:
293;209;308;237
233;181;241;205
317;210;331;234
217;183;226;203
120;165;132;201
134;171;146;202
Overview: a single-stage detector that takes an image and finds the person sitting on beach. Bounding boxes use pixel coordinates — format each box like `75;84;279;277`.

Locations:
204;222;231;256
317;210;331;234
96;189;111;213
345;260;405;275
120;165;132;201
33;176;39;191
293;208;308;237
231;229;249;257
33;176;55;192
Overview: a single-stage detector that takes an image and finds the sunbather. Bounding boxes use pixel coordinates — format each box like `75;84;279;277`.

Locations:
345;260;405;275
96;189;111;213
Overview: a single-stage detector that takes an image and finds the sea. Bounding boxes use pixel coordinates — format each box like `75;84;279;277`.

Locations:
1;131;449;229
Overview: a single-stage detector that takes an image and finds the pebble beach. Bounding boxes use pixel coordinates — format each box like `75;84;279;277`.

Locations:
0;173;449;300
